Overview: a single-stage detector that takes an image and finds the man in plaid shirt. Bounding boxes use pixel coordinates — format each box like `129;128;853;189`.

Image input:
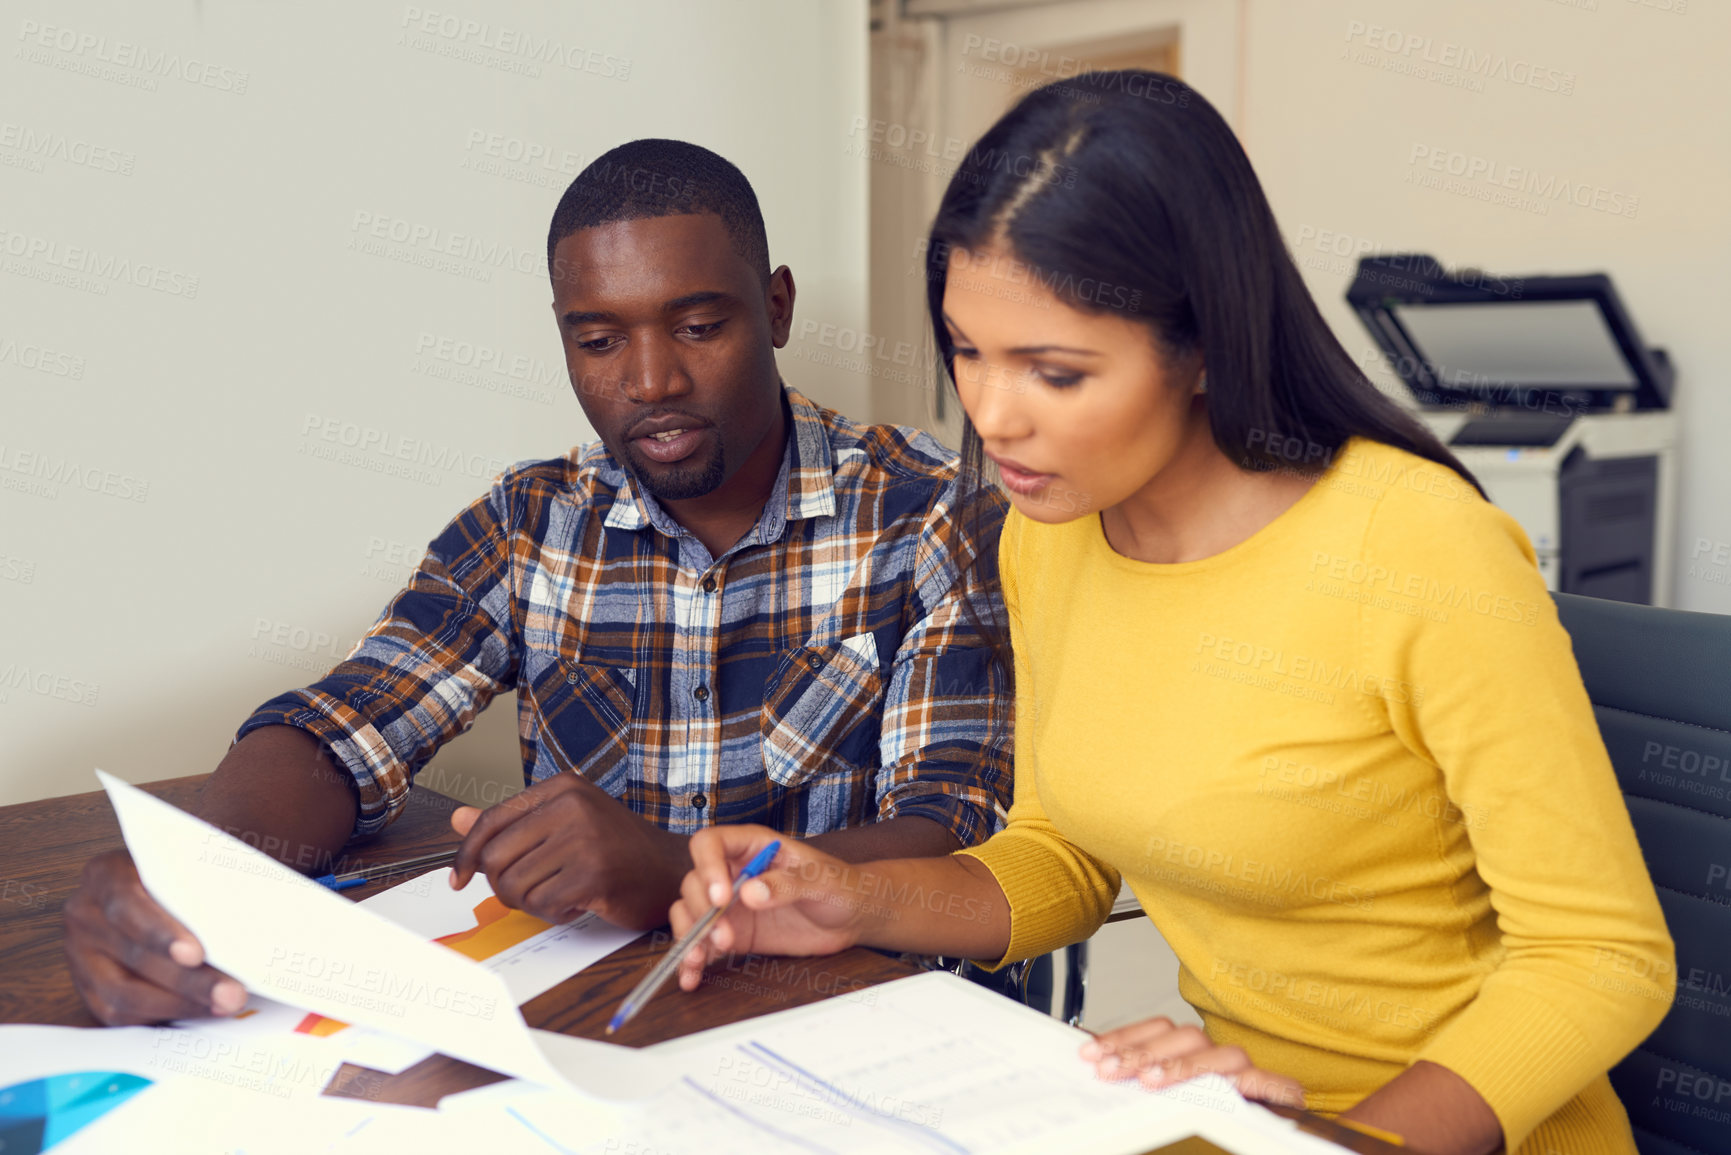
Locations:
63;139;1011;1025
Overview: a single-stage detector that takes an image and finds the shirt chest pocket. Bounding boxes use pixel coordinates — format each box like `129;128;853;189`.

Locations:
526;660;635;785
760;632;884;788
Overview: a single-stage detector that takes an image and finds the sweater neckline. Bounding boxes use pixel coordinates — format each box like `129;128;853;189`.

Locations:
1088;438;1359;576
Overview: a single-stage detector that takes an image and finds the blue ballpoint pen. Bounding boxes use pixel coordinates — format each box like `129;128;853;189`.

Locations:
606;839;782;1034
313;873;366;892
314;848;460;891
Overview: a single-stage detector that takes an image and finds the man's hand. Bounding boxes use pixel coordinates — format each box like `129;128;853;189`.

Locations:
1079;1017;1304;1109
449;771;690;931
63;850;248;1025
62;727;356;1027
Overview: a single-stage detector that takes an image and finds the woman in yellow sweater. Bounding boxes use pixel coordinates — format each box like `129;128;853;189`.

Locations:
669;72;1674;1155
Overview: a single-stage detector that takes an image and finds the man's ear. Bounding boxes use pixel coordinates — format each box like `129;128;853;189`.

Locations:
766;265;796;348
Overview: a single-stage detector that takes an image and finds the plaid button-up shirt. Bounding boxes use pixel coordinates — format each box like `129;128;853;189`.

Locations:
238;386;1011;847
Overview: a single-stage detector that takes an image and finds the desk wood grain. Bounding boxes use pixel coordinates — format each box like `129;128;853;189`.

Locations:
0;776;1400;1153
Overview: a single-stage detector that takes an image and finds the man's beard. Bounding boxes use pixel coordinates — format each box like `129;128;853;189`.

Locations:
624;438;727;501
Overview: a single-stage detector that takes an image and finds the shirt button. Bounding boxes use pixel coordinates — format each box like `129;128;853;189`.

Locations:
693;684;709;702
690;793;707;811
565;671;579;684
702;575;717;593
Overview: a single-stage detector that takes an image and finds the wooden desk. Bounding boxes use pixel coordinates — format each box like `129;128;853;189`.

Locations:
0;776;1399;1153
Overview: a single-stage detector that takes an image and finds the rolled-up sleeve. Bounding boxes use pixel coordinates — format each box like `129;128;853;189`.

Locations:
235;474;523;838
872;490;1014;849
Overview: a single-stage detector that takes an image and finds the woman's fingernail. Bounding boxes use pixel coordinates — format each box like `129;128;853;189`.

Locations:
1100;1055;1120;1075
709;882;728;905
1079;1041;1101;1059
745;879;770;903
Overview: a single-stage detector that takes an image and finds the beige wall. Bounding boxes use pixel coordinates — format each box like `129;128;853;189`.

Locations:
0;0;868;806
1242;0;1729;613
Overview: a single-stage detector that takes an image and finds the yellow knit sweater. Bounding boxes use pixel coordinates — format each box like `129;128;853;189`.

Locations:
959;438;1675;1154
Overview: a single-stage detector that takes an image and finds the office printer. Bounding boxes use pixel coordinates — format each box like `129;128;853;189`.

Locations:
1347;255;1678;606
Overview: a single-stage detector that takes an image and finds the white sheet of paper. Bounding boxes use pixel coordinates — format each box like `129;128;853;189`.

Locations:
293;869;639;1075
358;867;640;1005
508;972;1338;1155
0;1022;336;1107
162;991;438;1079
0;1022;644;1154
0;1023;431;1155
311;1080;632;1155
97;770;665;1100
58;1077;436;1155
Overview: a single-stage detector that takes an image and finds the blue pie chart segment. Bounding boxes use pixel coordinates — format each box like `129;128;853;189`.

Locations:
0;1072;153;1153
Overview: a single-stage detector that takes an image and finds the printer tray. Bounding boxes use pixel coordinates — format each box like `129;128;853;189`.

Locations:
1449;412;1576;448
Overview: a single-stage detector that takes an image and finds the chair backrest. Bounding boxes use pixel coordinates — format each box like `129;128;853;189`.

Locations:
1553;591;1731;1155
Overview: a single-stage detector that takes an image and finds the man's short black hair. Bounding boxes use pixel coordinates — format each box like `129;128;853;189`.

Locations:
546;139;771;283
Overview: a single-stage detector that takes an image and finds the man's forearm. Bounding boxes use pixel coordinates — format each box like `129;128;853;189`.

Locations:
195;725;361;875
806;815;961;863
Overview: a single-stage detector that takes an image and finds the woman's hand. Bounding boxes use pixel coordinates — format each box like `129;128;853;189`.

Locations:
671;825;870;990
1080;1017;1304;1109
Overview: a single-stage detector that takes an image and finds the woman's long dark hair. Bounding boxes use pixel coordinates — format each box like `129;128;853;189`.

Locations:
932;69;1484;664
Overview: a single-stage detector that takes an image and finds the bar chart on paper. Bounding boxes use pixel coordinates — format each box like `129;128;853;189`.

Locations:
228;870;638;1067
295;871;637;1033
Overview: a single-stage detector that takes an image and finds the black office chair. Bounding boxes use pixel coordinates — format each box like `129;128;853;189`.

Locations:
931;951;1059;1016
1554;591;1731;1155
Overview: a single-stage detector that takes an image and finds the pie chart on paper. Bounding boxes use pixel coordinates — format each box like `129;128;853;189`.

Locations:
0;1072;152;1153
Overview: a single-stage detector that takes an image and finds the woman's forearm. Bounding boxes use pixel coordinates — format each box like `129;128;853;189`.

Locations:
1339;1060;1503;1155
814;853;1013;960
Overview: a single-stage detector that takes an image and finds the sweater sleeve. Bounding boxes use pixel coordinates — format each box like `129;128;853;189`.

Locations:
954;512;1121;969
1363;480;1674;1150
